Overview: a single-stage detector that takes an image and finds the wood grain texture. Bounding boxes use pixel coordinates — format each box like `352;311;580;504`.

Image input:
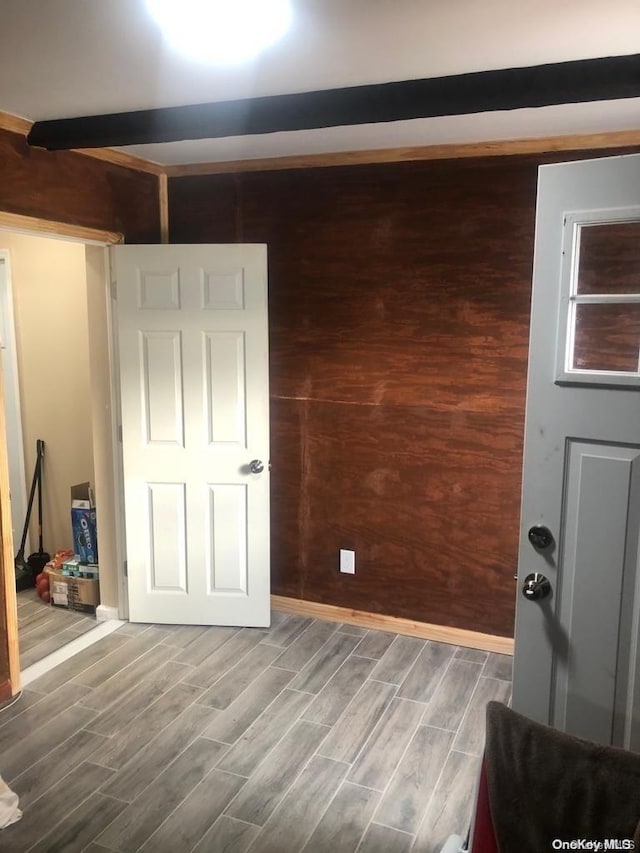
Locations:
30;792;127;853
248;755;349;853
413;749;481;851
159;172;169;242
0;678;11;703
0;210;122;244
164;131;640;177
348;697;425;790
374;724;454;833
421;659;483;731
10;729;109;811
302;654;376;726
573;303;640;372
14;612;505;853
303;782;380;853
397;641;455;701
168;152;633;637
0;127;160;242
272;593;514;655
0;111;32;135
369;636;425;686
225;720;329;825
0;367;19;696
0;761;114;853
73;146;165;176
318;679;396;763
217;688;313;776
191;817;259;853
576;222;640;296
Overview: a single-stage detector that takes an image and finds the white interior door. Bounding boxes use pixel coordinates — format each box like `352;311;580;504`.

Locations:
513;153;640;749
112;244;270;626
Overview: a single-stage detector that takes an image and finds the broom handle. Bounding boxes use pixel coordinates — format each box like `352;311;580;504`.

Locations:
37;439;44;550
16;449;39;558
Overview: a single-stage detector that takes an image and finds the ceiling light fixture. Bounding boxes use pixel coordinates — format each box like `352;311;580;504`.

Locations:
145;0;293;65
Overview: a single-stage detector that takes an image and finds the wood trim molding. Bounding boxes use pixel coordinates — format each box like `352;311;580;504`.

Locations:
271;595;514;655
73;146;165;176
159;173;169;243
0;110;164;176
3;102;638;180
0;370;20;696
0;110;32;136
42;126;640;178
165;129;640;177
0;211;123;245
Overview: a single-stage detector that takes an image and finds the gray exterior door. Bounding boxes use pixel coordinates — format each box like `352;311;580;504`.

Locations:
512;153;640;749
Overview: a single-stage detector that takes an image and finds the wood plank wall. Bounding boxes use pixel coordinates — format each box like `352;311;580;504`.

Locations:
169;154;554;637
0;128;161;242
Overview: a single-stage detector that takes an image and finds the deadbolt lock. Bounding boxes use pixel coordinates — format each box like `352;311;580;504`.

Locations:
527;524;554;550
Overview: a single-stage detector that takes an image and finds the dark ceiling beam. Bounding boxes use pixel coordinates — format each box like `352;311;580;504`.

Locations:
27;53;640;151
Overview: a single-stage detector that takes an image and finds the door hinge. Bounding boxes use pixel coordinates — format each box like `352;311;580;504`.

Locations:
110;277;117;301
123;560;128;578
117;424;123;443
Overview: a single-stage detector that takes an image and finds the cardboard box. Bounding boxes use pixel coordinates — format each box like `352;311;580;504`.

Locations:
61;557;99;579
47;566;100;613
71;482;98;564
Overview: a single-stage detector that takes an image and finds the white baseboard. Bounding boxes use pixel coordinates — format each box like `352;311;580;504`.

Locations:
21;618;125;687
96;604;120;622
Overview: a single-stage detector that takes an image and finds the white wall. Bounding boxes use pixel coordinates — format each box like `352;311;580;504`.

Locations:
0;232;94;555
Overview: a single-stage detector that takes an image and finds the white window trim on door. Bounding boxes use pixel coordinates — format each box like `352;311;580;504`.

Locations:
555;205;640;387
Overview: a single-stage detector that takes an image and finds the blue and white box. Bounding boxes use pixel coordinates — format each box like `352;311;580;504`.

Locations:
71;482;98;564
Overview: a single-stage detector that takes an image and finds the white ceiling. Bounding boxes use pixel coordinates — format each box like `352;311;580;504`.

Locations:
1;0;639;166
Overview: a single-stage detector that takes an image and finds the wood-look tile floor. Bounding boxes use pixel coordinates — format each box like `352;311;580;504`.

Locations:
17;588;97;670
0;611;512;853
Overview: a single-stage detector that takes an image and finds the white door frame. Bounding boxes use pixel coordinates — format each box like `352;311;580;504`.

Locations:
0;213;126;693
0;250;30;554
103;248;128;621
0;220;128;620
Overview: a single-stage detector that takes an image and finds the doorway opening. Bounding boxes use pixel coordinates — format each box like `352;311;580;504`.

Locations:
0;229;123;679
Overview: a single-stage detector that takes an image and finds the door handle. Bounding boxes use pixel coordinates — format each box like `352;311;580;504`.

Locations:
249;459;264;474
522;572;551;602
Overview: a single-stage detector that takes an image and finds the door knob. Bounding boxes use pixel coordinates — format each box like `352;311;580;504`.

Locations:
522;572;551;602
249;459;264;474
528;524;554;550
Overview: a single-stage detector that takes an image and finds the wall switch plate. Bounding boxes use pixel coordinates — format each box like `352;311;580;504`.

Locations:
340;549;355;574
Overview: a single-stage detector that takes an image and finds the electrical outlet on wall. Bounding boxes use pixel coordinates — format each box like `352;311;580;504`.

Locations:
339;549;355;574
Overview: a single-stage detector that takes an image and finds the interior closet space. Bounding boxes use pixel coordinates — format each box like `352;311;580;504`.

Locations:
0;232;97;670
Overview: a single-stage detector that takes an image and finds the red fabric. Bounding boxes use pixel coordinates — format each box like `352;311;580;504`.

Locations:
469;758;499;853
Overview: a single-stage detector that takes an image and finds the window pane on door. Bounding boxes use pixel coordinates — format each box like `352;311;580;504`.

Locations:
573;303;640;372
577;222;640;295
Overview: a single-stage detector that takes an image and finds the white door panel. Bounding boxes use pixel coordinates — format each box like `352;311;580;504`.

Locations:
112;244;270;626
513;153;640;749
